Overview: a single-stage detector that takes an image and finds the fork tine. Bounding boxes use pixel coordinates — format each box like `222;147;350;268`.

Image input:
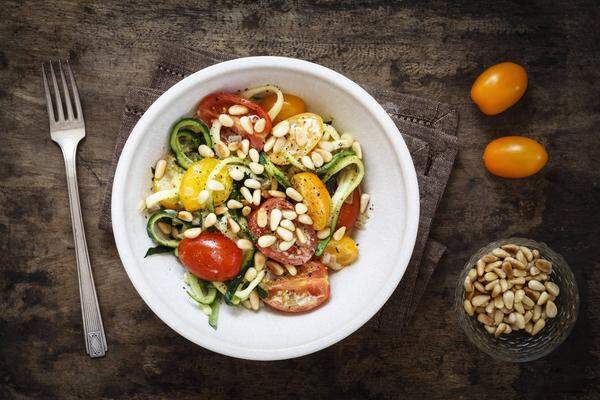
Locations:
58;60;74;120
49;62;65;121
42;64;56;126
65;61;82;120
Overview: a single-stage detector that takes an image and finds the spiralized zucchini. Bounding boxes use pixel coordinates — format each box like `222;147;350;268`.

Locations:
240;85;284;120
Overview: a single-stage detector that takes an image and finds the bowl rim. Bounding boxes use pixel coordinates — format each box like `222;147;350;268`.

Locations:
111;56;420;360
455;237;580;362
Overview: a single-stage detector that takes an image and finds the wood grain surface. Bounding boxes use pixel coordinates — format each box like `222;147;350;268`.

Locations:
1;1;599;399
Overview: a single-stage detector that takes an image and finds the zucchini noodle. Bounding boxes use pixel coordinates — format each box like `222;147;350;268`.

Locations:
210;120;222;145
240;85;284;121
234;270;266;300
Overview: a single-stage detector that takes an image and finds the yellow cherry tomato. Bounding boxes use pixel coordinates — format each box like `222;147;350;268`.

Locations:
152;153;184;210
292;172;331;231
179;158;232;211
471;62;527;115
260;93;306;123
483;136;548;179
270;112;323;165
324;235;359;266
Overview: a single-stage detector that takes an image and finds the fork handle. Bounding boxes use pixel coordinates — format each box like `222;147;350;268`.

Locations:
60;140;107;358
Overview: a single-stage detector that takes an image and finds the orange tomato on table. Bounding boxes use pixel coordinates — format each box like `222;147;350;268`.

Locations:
471;62;528;115
483;136;548;179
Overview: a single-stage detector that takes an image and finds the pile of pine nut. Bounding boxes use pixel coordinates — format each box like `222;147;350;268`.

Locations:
463;243;560;337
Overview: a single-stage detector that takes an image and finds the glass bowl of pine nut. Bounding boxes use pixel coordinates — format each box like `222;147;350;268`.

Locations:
454;237;579;362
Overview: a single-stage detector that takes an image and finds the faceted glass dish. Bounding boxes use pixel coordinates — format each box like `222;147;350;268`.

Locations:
454;238;579;362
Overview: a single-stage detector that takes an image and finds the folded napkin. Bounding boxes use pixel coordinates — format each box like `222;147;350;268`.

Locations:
100;46;458;330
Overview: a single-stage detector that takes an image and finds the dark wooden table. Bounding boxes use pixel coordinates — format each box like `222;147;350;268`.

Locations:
2;1;599;399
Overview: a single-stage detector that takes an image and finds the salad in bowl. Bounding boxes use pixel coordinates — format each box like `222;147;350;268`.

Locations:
144;85;369;328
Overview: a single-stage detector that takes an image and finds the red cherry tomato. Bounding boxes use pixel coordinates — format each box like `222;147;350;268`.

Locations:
196;93;272;150
248;198;317;266
178;232;242;281
262;261;330;313
337;188;361;231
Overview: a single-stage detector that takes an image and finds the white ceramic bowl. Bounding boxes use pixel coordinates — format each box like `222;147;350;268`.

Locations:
112;57;419;360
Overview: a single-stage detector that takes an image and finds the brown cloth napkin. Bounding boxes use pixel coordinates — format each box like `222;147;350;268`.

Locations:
100;46;458;329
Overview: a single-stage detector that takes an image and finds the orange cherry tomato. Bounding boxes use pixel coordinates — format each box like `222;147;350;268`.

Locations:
260;93;306;123
471;62;528;115
483;136;548;179
337;188;361;232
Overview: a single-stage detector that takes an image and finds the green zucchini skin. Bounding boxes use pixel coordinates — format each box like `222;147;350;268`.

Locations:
259;152;291;188
170;118;211;169
146;210;180;248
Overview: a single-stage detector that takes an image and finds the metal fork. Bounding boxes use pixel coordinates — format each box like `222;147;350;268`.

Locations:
42;61;107;358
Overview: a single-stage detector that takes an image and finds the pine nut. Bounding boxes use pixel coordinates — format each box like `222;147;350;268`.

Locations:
227;217;240;234
491;283;502;298
532;318;545;336
298;214;313;225
264;135;277;152
258;235;276;248
244;178;261;190
229;166;245;181
474;282;485;293
157;221;172;235
524;310;533;324
269;208;282;231
229;141;241;151
528;280;545;291
296;228;307;244
248;148;260;163
284;264;297;276
272;120;290;137
273;137;287;153
482;254;499;263
278;239;295;251
468;268;477;282
463;299;474;316
524;322;533;334
333;226;346;241
493;295;504;309
352;141;363;159
231;188;248;205
485;261;503;271
203;212;217;228
477;313;494;326
207;179;225;191
256;207;268;228
252;189;261;206
154;159;167;179
516;250;527;265
535;259;552;273
228;104;248;115
301;155;315;169
500;278;508;292
268;190;286;198
318;141;334;152
495;322;508;337
266;260;284;275
276;227;294;242
183;227;202;239
514;302;525;314
241;206;251;217
282;210;297;220
506;257;526;270
198;144;215;158
471;295;490;307
223;199;241;210
215;142;230;158
521;295;535;308
293;125;308;146
177;210;193;222
241;139;250;155
218;113;234;127
286;187;303;202
249;162;265;175
317;228;331;239
254;118;266;134
476;259;485;276
240;116;254;134
484;280;498;292
311;151;324;168
280;219;295;231
237;238;253;251
484;325;496;335
484;272;498;282
492;248;511;258
295;203;308;215
314;148;333;162
358;193;371;214
545;300;557;318
254;252;266;271
545;281;560;297
503;290;514;310
537;291;549;306
249;290;260;311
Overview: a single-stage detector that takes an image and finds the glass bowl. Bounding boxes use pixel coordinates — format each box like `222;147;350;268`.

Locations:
454;238;579;362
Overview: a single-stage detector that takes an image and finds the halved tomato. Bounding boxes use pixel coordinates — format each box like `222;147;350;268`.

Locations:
269;112;323;165
292;172;331;231
248;198;317;265
178;232;242;281
262;261;330;313
196;92;272;150
337;188;361;231
259;93;306;123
